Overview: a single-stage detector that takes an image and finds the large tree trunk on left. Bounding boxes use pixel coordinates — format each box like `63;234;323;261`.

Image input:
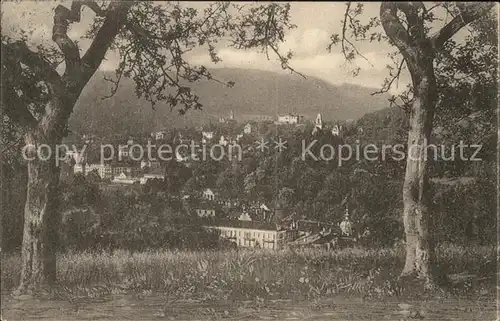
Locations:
17;98;70;294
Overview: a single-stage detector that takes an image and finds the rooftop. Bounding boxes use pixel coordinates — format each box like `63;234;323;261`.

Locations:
204;219;281;231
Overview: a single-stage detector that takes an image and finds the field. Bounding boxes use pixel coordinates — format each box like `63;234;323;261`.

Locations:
1;244;497;320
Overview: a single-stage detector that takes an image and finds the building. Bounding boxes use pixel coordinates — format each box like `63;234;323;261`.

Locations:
238;212;253;221
276;114;303;125
202;188;218;201
74;163;84;175
219;110;237;124
86;163;113;179
196;208;217;218
205;220;298;250
82;134;96;144
315;113;323;130
140;173;165;184
202;131;214;144
112;166;139;177
219;135;229;146
153;131;167;140
241;114;274;122
111;172;140;184
118;145;129;159
243;123;253;135
331;125;340;136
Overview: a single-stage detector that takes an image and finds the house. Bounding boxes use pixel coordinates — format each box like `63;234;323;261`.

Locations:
195;207;217;218
219;135;229;146
238;212;253;221
202;131;214;143
112;166;139;177
315;113;323;130
140;173;165;184
205;220;298;250
276;114;303;125
243;123;253;135
154;131;167;140
219;110;237;124
111;172;140;184
73;163;84;175
202;188;218;201
331;125;341;136
86;163;113;179
118;145;129;159
82;134;96;144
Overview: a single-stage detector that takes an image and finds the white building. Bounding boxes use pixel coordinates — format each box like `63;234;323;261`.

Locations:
238;212;252;221
74;164;84;174
219;135;229;146
154;131;167;140
331;125;341;136
315;113;323;130
202;188;218;201
205;221;298;250
276;114;303;125
86;163;113;179
112;172;139;185
140;173;165;184
118;145;129;159
196;208;216;218
202;131;214;140
243;123;253;134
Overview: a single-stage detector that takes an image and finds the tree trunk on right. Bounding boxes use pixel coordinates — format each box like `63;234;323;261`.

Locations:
400;59;437;285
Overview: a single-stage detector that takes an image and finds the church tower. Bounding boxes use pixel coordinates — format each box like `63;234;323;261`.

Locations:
315;113;323;129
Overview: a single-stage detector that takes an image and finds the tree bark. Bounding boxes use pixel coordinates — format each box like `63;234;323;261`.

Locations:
18;131;62;292
16;93;73;294
379;2;440;284
8;2;133;294
400;63;437;283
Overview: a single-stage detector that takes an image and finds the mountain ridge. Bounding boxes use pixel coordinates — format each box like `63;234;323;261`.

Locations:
69;68;391;136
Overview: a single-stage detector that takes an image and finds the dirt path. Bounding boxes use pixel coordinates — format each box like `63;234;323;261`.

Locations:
1;294;496;320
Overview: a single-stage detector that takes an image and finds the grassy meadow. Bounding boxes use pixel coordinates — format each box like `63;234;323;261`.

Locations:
1;244;495;302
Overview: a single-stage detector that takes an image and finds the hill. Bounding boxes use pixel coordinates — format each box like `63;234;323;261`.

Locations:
69;68;391;137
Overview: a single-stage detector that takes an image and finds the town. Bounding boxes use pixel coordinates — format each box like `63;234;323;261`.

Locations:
2;1;496;319
59;112;358;250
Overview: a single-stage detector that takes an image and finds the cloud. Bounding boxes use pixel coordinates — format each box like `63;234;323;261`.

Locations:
281;28;331;57
186;46;409;93
2;1;410;94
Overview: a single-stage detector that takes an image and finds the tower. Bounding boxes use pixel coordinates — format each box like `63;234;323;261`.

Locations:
315;113;323;129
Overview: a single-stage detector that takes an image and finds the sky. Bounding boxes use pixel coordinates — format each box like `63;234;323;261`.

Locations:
1;1;484;93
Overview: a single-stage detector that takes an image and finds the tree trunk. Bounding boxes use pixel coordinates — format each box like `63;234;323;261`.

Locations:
17;124;63;293
400;61;437;284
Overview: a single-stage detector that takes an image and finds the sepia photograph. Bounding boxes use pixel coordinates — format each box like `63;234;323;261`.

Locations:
0;1;498;320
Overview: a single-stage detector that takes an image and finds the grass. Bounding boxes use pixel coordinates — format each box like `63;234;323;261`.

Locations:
1;244;495;302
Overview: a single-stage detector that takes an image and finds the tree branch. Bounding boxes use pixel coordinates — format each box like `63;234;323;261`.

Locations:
1;41;63;88
380;2;412;53
371;57;405;95
52;2;84;76
80;1;135;87
432;2;495;49
1;85;38;129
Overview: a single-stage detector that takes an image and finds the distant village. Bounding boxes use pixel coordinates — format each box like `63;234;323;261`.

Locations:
61;112;358;250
